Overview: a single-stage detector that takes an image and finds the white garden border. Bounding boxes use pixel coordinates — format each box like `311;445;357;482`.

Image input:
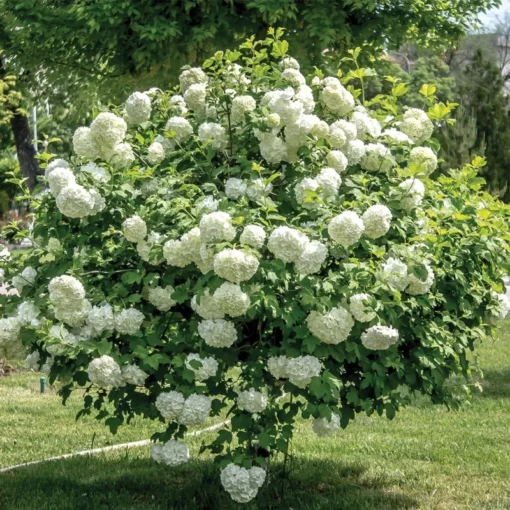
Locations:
0;419;230;474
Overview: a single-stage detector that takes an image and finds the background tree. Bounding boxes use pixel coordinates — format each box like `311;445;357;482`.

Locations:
459;50;510;198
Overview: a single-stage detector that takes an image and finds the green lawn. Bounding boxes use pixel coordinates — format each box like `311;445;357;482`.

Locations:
0;323;509;509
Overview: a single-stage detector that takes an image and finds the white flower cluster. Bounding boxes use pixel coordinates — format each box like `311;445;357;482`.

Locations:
121;364;148;386
240;225;266;249
0;317;21;346
399;178;425;210
122;216;147;243
87;355;124;387
320;77;355;115
12;266;37;292
361;325;400;350
307;306;355;344
151;440;189;467
409;147;438;175
406;263;435;295
155;391;211;426
266;355;321;388
213;249;259;283
197;318;237;348
312;413;340;437
400;108;434;143
125;91;152;125
220;463;266;503
185;353;218;381
86;303;115;338
361;205;392;239
328;211;364;247
17;302;41;327
490;292;510;324
147;286;176;312
237;388;268;413
349;294;376;323
115;308;144;335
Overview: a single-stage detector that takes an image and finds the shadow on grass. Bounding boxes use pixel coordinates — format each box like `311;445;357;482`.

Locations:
0;453;418;510
480;368;510;399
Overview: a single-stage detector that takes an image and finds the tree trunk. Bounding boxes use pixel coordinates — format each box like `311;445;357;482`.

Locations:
10;112;39;192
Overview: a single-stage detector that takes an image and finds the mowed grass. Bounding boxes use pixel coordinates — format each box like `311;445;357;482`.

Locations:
0;322;509;509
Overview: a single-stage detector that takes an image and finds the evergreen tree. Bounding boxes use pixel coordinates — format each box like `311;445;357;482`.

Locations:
460;50;510;199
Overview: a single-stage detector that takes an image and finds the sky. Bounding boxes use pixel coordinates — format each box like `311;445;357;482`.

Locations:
480;0;510;26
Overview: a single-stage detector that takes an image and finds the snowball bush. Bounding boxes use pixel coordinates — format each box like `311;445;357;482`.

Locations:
1;33;509;504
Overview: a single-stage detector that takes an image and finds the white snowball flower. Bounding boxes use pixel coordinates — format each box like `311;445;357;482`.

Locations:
237;388;268;413
213;249;259;283
409;146;438;175
196;195;219;214
231;95;257;123
287;355;321;388
199;212;236;243
186;353;218;381
399;178;425;210
0;317;21;346
56;184;95;218
351;111;382;140
151;440;190;467
362;205;392;239
221;464;266;504
80;162;110;183
326;150;348;173
156;391;185;420
225;178;247;200
246;178;273;201
73;127;100;159
343;140;366;165
382;128;414;144
147;142;165;165
267;356;289;380
179;394;212;426
184;83;207;111
122;364;149;386
240;225;266;249
295;240;328;275
191;290;225;320
307;306;354;344
490;292;510;323
328;123;347;149
400;108;434;143
312;413;340;437
198;319;237;348
17;301;41;327
89;189;106;215
380;257;409;291
296;85;315;113
264;87;304;125
295;178;319;209
47;167;76;197
25;351;41;371
88;355;124;387
316;167;341;198
257;131;288;164
48;275;85;310
106;142;135;169
179;67;208;92
125;91;152;125
213;282;250;317
282;57;300;70
148;286;176;311
282;68;306;87
0;268;4;285
266;113;281;128
12;266;37;292
86;303;115;337
360;143;395;172
45;158;70;178
54;299;91;328
169;94;188;114
122;216;147;243
361;325;400;350
321;79;355;115
163;239;189;268
165;116;193;144
115;308;144;335
268;226;309;263
349;293;377;323
90;112;127;149
328;211;365;247
406;263;435;295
